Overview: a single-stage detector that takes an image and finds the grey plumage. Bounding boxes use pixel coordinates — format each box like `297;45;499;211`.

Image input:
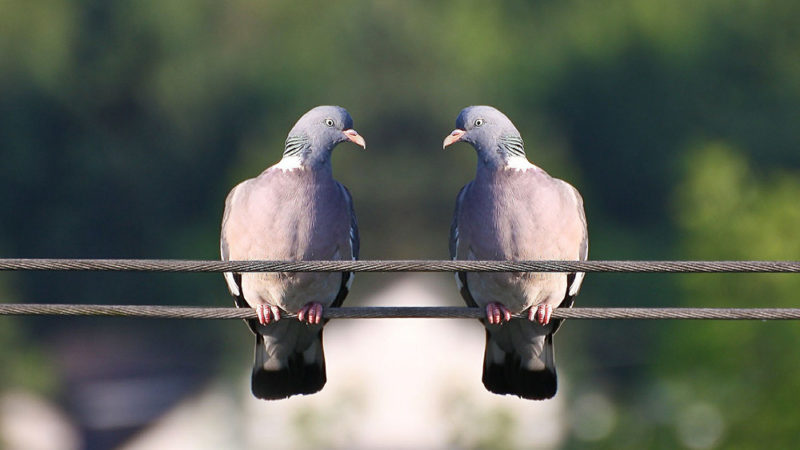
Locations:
445;106;588;400
221;105;364;400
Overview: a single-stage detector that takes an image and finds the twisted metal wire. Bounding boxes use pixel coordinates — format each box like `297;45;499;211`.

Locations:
1;304;800;320
0;259;799;273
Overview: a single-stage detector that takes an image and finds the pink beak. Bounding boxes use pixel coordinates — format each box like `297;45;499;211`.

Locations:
343;129;366;149
443;129;466;149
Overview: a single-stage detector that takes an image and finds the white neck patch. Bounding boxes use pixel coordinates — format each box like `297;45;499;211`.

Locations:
274;155;304;171
505;156;536;171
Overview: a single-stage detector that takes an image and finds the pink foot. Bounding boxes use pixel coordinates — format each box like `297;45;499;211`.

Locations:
528;304;553;325
298;302;324;325
485;302;512;325
256;304;282;325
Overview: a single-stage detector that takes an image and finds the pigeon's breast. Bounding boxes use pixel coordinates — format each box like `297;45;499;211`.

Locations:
230;170;352;310
457;169;579;311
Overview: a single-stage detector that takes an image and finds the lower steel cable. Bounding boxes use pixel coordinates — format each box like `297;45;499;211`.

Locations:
1;304;800;320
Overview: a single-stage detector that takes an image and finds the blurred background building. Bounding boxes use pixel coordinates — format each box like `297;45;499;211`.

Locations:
1;1;800;448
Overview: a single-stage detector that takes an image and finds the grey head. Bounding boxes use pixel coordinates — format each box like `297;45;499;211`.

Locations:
283;105;366;166
442;106;526;166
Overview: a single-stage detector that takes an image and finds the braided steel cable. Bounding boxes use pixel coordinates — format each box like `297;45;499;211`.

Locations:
0;259;799;273
1;305;800;320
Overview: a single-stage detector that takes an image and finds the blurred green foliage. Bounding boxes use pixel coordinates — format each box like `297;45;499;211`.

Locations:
663;145;800;447
1;0;800;446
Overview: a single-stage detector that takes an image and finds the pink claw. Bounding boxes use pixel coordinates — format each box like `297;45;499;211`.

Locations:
485;302;512;325
256;305;267;324
298;302;324;325
256;305;281;325
528;304;553;325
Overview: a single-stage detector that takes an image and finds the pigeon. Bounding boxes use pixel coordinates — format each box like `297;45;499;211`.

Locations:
220;105;364;400
444;106;588;400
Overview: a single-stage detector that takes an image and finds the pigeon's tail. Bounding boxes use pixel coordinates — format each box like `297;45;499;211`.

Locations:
251;331;326;400
482;330;557;400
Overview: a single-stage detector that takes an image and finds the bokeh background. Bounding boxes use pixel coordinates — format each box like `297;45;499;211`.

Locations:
2;1;800;448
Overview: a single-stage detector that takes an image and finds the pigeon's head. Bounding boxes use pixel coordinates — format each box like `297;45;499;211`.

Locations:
284;106;366;160
443;106;525;161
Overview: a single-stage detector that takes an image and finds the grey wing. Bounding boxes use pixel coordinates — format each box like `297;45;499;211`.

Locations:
449;183;470;260
332;182;359;308
566;184;589;297
220;182;246;297
450;184;479;308
551;184;588;336
220;182;257;332
341;183;360;260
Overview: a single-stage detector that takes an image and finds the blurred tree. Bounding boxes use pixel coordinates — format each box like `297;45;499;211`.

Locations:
654;144;800;447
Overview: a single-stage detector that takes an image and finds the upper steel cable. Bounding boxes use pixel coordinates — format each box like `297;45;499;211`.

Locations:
0;259;798;273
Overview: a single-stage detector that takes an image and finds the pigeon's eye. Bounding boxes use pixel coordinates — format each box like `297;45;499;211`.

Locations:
324;119;335;127
474;119;485;127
